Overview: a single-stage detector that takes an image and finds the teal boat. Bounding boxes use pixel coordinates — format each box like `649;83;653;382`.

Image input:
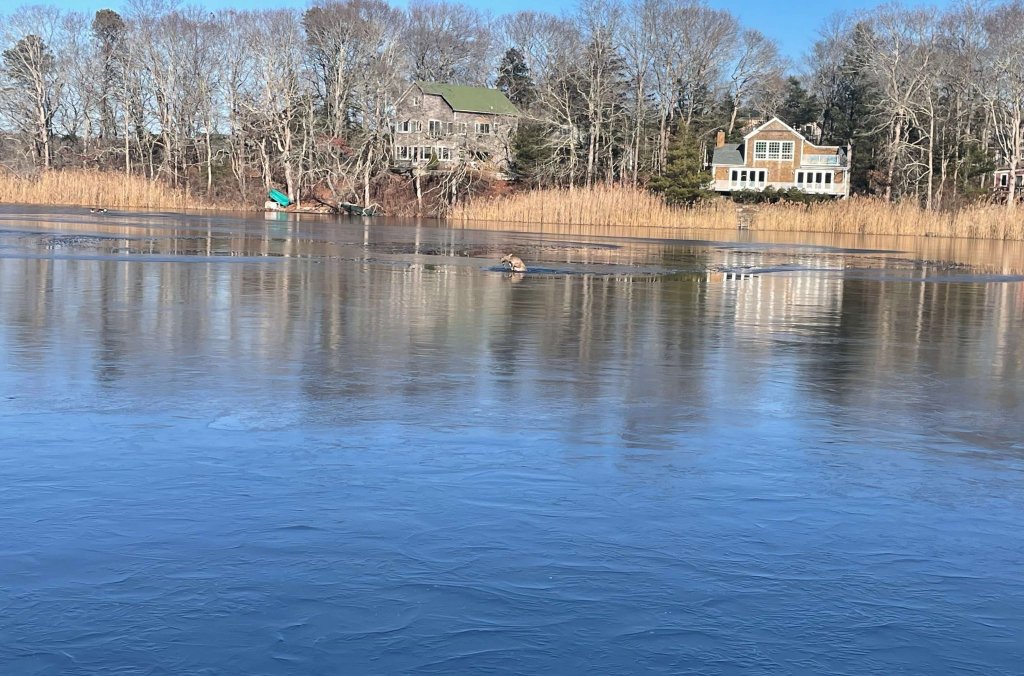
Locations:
268;188;291;207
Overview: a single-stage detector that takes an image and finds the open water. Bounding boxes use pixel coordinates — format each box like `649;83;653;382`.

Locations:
1;205;1022;675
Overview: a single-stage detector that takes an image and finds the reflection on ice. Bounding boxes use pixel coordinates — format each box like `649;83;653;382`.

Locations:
0;205;1023;674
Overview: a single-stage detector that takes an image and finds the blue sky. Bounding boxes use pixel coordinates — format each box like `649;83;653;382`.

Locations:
36;0;953;61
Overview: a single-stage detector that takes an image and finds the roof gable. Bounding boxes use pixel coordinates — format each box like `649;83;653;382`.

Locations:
416;81;520;116
744;116;805;142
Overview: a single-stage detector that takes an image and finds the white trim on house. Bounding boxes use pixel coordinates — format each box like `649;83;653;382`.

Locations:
394;145;457;163
993;169;1024;189
712;179;847;196
743;116;805;141
753;140;794;161
729;168;767;189
796;169;836;191
710;117;851;198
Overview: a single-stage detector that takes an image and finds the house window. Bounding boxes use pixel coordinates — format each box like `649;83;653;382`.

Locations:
396;146;411;160
456;123;468;134
397;120;411;133
729;169;766;186
428;120;443;136
1000;174;1009;187
420;146;432;161
476;122;491;135
411;96;421;106
797;170;834;189
754;140;794;161
438;147;451;161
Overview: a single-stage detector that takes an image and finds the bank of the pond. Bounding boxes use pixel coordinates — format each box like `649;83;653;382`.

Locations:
6;173;1022;242
452;186;1024;241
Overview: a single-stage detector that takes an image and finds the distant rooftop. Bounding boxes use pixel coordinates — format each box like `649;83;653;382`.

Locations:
416;82;520;116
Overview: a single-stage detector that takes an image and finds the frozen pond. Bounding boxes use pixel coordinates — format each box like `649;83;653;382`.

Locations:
1;205;1023;674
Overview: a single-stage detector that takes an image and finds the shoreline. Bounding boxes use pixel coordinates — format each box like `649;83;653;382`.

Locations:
2;172;1022;245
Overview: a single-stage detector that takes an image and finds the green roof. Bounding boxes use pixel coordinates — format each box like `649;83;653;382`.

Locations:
416;82;520;116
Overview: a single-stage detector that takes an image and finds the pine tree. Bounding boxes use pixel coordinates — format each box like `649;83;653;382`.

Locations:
509;120;555;186
820;21;885;194
648;123;713;205
778;77;818;127
495;48;535;109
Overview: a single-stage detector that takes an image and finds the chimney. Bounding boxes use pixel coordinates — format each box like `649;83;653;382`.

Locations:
716;130;726;148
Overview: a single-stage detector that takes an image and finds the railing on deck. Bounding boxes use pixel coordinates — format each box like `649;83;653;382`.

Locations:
804;155;842;166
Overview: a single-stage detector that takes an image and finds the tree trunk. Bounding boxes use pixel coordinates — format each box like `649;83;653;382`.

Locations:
925;112;934;211
885;116;904;202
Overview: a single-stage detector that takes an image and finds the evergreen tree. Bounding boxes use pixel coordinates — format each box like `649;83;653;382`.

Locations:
819;22;885;195
92;9;126;141
648;123;713;205
778;77;817;126
509;120;553;185
495;48;535;109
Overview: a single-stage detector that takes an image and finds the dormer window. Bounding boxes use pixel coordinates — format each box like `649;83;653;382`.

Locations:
753;140;794;161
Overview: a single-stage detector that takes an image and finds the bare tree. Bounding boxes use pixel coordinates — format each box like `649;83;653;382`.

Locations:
306;0;406;207
726;29;785;135
649;2;737;170
982;0;1024;209
404;0;494;84
863;7;939;203
0;6;68;169
620;0;658;184
240;10;311;201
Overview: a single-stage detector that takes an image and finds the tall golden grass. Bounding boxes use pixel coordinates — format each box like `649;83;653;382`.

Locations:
0;169;214;210
452;186;1024;241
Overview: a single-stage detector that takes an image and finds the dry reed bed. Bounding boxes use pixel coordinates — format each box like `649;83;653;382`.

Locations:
454;186;733;230
453;187;1024;241
0;170;205;211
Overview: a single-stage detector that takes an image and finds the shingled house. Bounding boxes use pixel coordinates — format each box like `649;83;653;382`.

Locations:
710;117;851;198
391;82;520;175
993;146;1024;194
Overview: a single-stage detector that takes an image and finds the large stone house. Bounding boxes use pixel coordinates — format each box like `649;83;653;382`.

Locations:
710;117;851;198
391;82;520;175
